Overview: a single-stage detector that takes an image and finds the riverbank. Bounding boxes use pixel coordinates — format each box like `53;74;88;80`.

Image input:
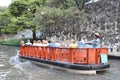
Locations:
0;38;31;46
0;39;21;45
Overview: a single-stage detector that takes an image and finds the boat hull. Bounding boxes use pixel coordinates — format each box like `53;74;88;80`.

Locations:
19;56;110;71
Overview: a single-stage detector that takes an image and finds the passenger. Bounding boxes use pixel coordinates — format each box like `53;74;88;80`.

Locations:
42;40;49;46
55;41;61;47
20;40;25;46
92;33;101;48
25;39;32;45
36;40;43;46
78;33;101;48
69;40;78;48
33;40;37;46
61;43;66;48
49;40;56;47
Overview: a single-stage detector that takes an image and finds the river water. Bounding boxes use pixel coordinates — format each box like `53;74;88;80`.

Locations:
0;45;120;80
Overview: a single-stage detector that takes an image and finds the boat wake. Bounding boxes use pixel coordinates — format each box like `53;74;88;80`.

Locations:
9;50;21;65
9;50;34;80
9;50;32;71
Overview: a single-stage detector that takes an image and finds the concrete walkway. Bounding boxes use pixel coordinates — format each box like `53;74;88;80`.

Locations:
108;48;120;58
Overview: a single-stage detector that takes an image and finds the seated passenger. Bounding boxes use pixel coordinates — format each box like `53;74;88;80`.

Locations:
25;39;32;45
49;40;56;47
33;40;37;46
20;40;25;46
42;40;49;46
69;40;78;48
78;33;101;48
36;40;42;46
92;33;101;48
55;41;61;47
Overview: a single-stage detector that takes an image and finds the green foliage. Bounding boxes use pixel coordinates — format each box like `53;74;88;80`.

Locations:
47;0;91;10
8;0;28;17
34;7;63;29
0;0;89;37
34;6;87;36
0;38;32;45
0;9;12;34
1;16;31;34
0;6;6;12
0;0;46;35
47;0;76;9
0;39;22;45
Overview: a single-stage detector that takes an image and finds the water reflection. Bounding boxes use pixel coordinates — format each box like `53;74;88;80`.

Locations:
0;45;120;80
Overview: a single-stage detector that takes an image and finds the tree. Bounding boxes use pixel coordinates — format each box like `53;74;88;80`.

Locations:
34;7;88;38
3;0;47;39
0;6;6;12
9;0;28;17
34;7;63;36
0;0;90;40
0;6;7;34
1;16;31;34
26;0;47;40
47;0;91;10
0;9;12;34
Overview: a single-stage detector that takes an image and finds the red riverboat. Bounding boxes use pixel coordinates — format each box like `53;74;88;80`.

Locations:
19;45;110;74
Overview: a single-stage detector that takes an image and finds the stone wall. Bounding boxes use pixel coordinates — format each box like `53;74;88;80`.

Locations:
0;29;33;41
0;34;19;41
84;0;120;47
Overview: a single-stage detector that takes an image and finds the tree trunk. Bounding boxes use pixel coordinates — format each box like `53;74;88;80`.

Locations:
32;30;36;40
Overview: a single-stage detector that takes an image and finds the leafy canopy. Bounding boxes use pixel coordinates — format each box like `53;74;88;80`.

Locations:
0;0;46;34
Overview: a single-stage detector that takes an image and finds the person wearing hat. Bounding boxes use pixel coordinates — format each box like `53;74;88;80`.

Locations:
77;32;101;48
92;32;101;48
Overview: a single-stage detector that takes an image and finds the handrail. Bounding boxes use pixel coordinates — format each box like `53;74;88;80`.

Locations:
19;45;108;64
